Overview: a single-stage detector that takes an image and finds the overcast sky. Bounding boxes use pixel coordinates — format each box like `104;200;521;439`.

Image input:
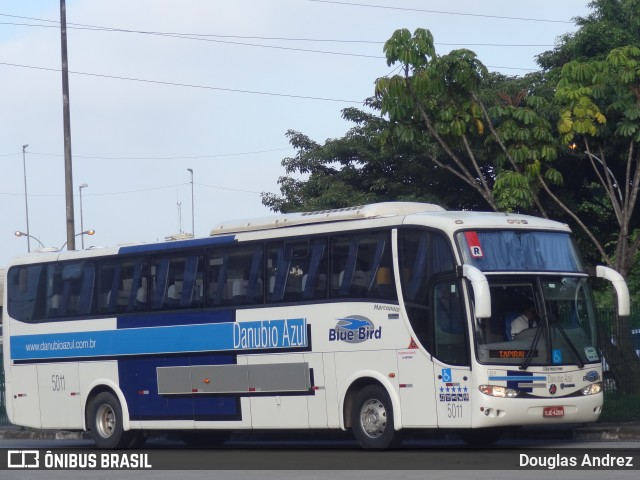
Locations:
0;0;591;265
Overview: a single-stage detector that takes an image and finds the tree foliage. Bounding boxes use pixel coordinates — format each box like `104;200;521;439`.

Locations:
261;106;475;213
375;28;563;215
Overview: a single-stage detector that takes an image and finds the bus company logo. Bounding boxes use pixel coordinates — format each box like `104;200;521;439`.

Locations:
328;315;382;344
583;370;600;382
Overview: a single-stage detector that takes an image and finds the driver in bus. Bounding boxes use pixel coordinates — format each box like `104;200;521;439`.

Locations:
510;303;538;338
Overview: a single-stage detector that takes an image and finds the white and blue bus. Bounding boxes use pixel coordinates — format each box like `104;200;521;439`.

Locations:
2;202;630;449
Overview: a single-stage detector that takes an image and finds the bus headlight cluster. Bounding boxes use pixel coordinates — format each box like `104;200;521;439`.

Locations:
581;382;602;396
479;385;519;398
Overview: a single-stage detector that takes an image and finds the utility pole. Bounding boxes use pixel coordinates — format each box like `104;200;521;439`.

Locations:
60;0;76;250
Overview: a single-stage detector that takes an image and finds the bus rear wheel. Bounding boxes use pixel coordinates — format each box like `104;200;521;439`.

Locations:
351;385;401;449
87;391;132;449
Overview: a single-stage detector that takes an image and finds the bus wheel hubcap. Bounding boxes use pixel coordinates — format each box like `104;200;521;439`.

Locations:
96;404;116;438
360;399;386;438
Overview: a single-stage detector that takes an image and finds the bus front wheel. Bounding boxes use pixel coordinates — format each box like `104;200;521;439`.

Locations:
87;391;132;449
351;385;401;449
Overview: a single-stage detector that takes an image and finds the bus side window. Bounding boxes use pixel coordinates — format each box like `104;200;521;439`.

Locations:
151;258;170;310
267;240;325;303
7;265;46;322
331;232;396;300
207;252;227;305
398;229;457;354
77;262;96;314
433;280;469;366
302;239;328;300
368;238;396;300
152;254;204;310
125;261;146;312
96;261;121;314
208;246;263;306
181;255;204;308
98;257;147;314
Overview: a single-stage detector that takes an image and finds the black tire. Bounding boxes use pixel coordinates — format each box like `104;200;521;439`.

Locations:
180;430;231;447
351;385;401;449
459;427;505;446
87;391;132;449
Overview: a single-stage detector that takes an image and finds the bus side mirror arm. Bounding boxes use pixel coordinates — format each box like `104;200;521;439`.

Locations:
461;264;491;319
592;265;630;317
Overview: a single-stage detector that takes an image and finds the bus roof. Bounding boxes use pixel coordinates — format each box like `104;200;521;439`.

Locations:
210;202;571;236
210;202;445;235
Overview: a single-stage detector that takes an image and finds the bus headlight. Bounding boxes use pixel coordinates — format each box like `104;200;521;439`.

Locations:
581;382;602;396
479;385;519;398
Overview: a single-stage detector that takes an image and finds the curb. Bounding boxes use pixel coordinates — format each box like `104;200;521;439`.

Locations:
0;428;88;440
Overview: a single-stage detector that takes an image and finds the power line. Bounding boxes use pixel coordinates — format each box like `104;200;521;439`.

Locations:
0;181;263;198
0;16;554;48
0;61;364;103
307;0;574;23
25;148;293;161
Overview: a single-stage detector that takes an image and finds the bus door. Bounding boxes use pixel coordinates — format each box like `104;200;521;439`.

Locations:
431;278;472;427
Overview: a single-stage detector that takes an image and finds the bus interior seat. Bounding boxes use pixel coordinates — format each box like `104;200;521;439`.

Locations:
504;311;520;341
338;269;368;296
136;278;148;307
48;294;61;317
301;273;326;299
372;266;393;297
231;278;247;303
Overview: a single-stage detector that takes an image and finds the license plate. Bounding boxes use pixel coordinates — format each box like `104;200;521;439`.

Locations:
543;406;564;417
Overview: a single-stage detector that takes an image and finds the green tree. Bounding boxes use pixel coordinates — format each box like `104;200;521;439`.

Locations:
262;105;481;213
553;47;640;394
375;28;561;215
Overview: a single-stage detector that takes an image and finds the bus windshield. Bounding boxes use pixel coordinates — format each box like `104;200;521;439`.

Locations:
457;230;584;272
473;276;600;368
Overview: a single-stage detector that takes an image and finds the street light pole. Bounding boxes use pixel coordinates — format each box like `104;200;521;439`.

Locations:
21;144;31;253
187;168;194;236
15;231;45;249
79;183;88;249
59;229;95;251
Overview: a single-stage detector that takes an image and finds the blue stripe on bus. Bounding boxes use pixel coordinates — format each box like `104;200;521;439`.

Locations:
118;234;236;255
116;310;233;329
488;376;546;382
10;318;308;361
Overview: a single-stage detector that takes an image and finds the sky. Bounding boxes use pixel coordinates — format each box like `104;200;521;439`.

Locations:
0;0;592;266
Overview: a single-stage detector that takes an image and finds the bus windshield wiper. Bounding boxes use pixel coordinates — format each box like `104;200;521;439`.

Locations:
520;321;544;371
549;317;584;369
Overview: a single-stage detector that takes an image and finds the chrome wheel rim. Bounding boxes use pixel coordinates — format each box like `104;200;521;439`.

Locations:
359;398;387;438
96;403;116;439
